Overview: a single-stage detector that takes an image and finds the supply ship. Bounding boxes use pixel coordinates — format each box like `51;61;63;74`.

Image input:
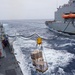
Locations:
45;0;75;35
0;24;23;75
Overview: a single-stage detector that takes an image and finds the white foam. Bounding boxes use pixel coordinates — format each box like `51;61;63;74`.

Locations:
14;37;36;48
13;39;31;75
3;24;75;74
12;37;75;75
13;37;36;75
43;48;75;74
58;43;75;47
3;23;18;36
3;23;8;27
43;48;74;66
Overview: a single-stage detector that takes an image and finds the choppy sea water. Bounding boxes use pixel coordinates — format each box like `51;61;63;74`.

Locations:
2;20;75;75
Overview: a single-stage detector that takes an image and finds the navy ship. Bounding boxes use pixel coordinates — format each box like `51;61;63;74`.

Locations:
45;0;75;35
0;24;23;75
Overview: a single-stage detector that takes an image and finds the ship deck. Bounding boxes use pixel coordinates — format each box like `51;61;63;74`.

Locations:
0;44;23;75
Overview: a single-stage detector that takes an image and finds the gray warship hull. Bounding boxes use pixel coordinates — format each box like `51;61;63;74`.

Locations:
0;24;23;75
45;21;75;35
45;0;75;35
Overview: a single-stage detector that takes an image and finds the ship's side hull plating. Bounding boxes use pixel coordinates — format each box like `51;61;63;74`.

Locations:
46;21;75;35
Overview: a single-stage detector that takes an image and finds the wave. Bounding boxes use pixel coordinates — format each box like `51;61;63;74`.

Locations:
3;21;75;75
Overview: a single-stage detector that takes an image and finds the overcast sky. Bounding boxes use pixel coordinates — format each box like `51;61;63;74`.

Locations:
0;0;69;20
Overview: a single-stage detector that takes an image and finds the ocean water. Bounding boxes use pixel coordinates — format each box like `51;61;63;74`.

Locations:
2;20;75;75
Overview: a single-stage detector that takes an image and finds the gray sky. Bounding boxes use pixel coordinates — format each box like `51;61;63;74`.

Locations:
0;0;69;20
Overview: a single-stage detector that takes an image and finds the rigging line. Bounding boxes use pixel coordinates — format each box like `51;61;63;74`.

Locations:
63;21;70;32
63;18;75;32
8;32;48;42
19;33;48;40
14;33;40;38
25;33;48;40
7;33;38;38
26;33;40;38
72;23;75;28
42;48;48;68
72;19;75;28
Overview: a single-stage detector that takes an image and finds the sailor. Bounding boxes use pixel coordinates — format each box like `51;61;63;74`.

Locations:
2;37;8;48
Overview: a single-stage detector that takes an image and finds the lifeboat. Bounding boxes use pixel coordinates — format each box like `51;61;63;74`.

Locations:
62;13;75;19
62;14;70;19
69;13;75;18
